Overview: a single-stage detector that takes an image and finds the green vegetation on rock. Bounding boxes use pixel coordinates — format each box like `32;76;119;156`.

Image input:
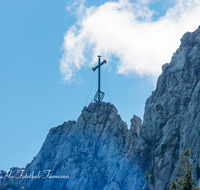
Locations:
170;147;200;190
0;182;24;190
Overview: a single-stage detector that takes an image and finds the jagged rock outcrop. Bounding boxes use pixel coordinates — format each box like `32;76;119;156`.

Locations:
130;115;142;136
0;103;143;190
135;25;200;189
1;26;200;190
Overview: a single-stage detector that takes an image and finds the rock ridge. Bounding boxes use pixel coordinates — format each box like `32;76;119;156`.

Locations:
0;102;143;190
1;26;200;190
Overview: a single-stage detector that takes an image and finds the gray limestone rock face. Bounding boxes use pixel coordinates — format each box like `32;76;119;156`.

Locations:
1;26;200;190
0;103;143;190
136;25;200;189
130;115;142;135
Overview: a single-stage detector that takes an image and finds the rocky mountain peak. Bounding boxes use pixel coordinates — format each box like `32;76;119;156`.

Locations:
130;115;142;135
0;102;140;190
180;26;200;47
137;26;200;189
1;26;200;190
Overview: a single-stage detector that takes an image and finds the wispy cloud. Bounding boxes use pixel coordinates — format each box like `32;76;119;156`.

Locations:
60;0;200;82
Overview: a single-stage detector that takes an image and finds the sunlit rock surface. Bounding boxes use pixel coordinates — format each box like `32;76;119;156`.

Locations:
0;103;143;190
137;25;200;189
1;26;200;190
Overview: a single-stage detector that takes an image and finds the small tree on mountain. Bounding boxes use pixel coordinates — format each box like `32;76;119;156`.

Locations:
140;170;153;190
170;147;200;190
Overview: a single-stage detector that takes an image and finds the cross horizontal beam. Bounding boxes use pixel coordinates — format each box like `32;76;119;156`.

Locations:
92;60;107;71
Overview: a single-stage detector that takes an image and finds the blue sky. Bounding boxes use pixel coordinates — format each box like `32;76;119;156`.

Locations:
0;0;200;171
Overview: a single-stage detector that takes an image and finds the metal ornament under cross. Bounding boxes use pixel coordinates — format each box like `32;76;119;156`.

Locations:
92;55;107;102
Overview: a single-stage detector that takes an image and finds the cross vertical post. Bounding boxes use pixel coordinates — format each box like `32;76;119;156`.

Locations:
92;55;107;102
98;55;101;102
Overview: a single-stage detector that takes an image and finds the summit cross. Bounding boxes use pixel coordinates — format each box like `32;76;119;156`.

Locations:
92;55;107;102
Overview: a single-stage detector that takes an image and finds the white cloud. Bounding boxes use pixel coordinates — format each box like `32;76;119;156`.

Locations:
60;0;200;82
